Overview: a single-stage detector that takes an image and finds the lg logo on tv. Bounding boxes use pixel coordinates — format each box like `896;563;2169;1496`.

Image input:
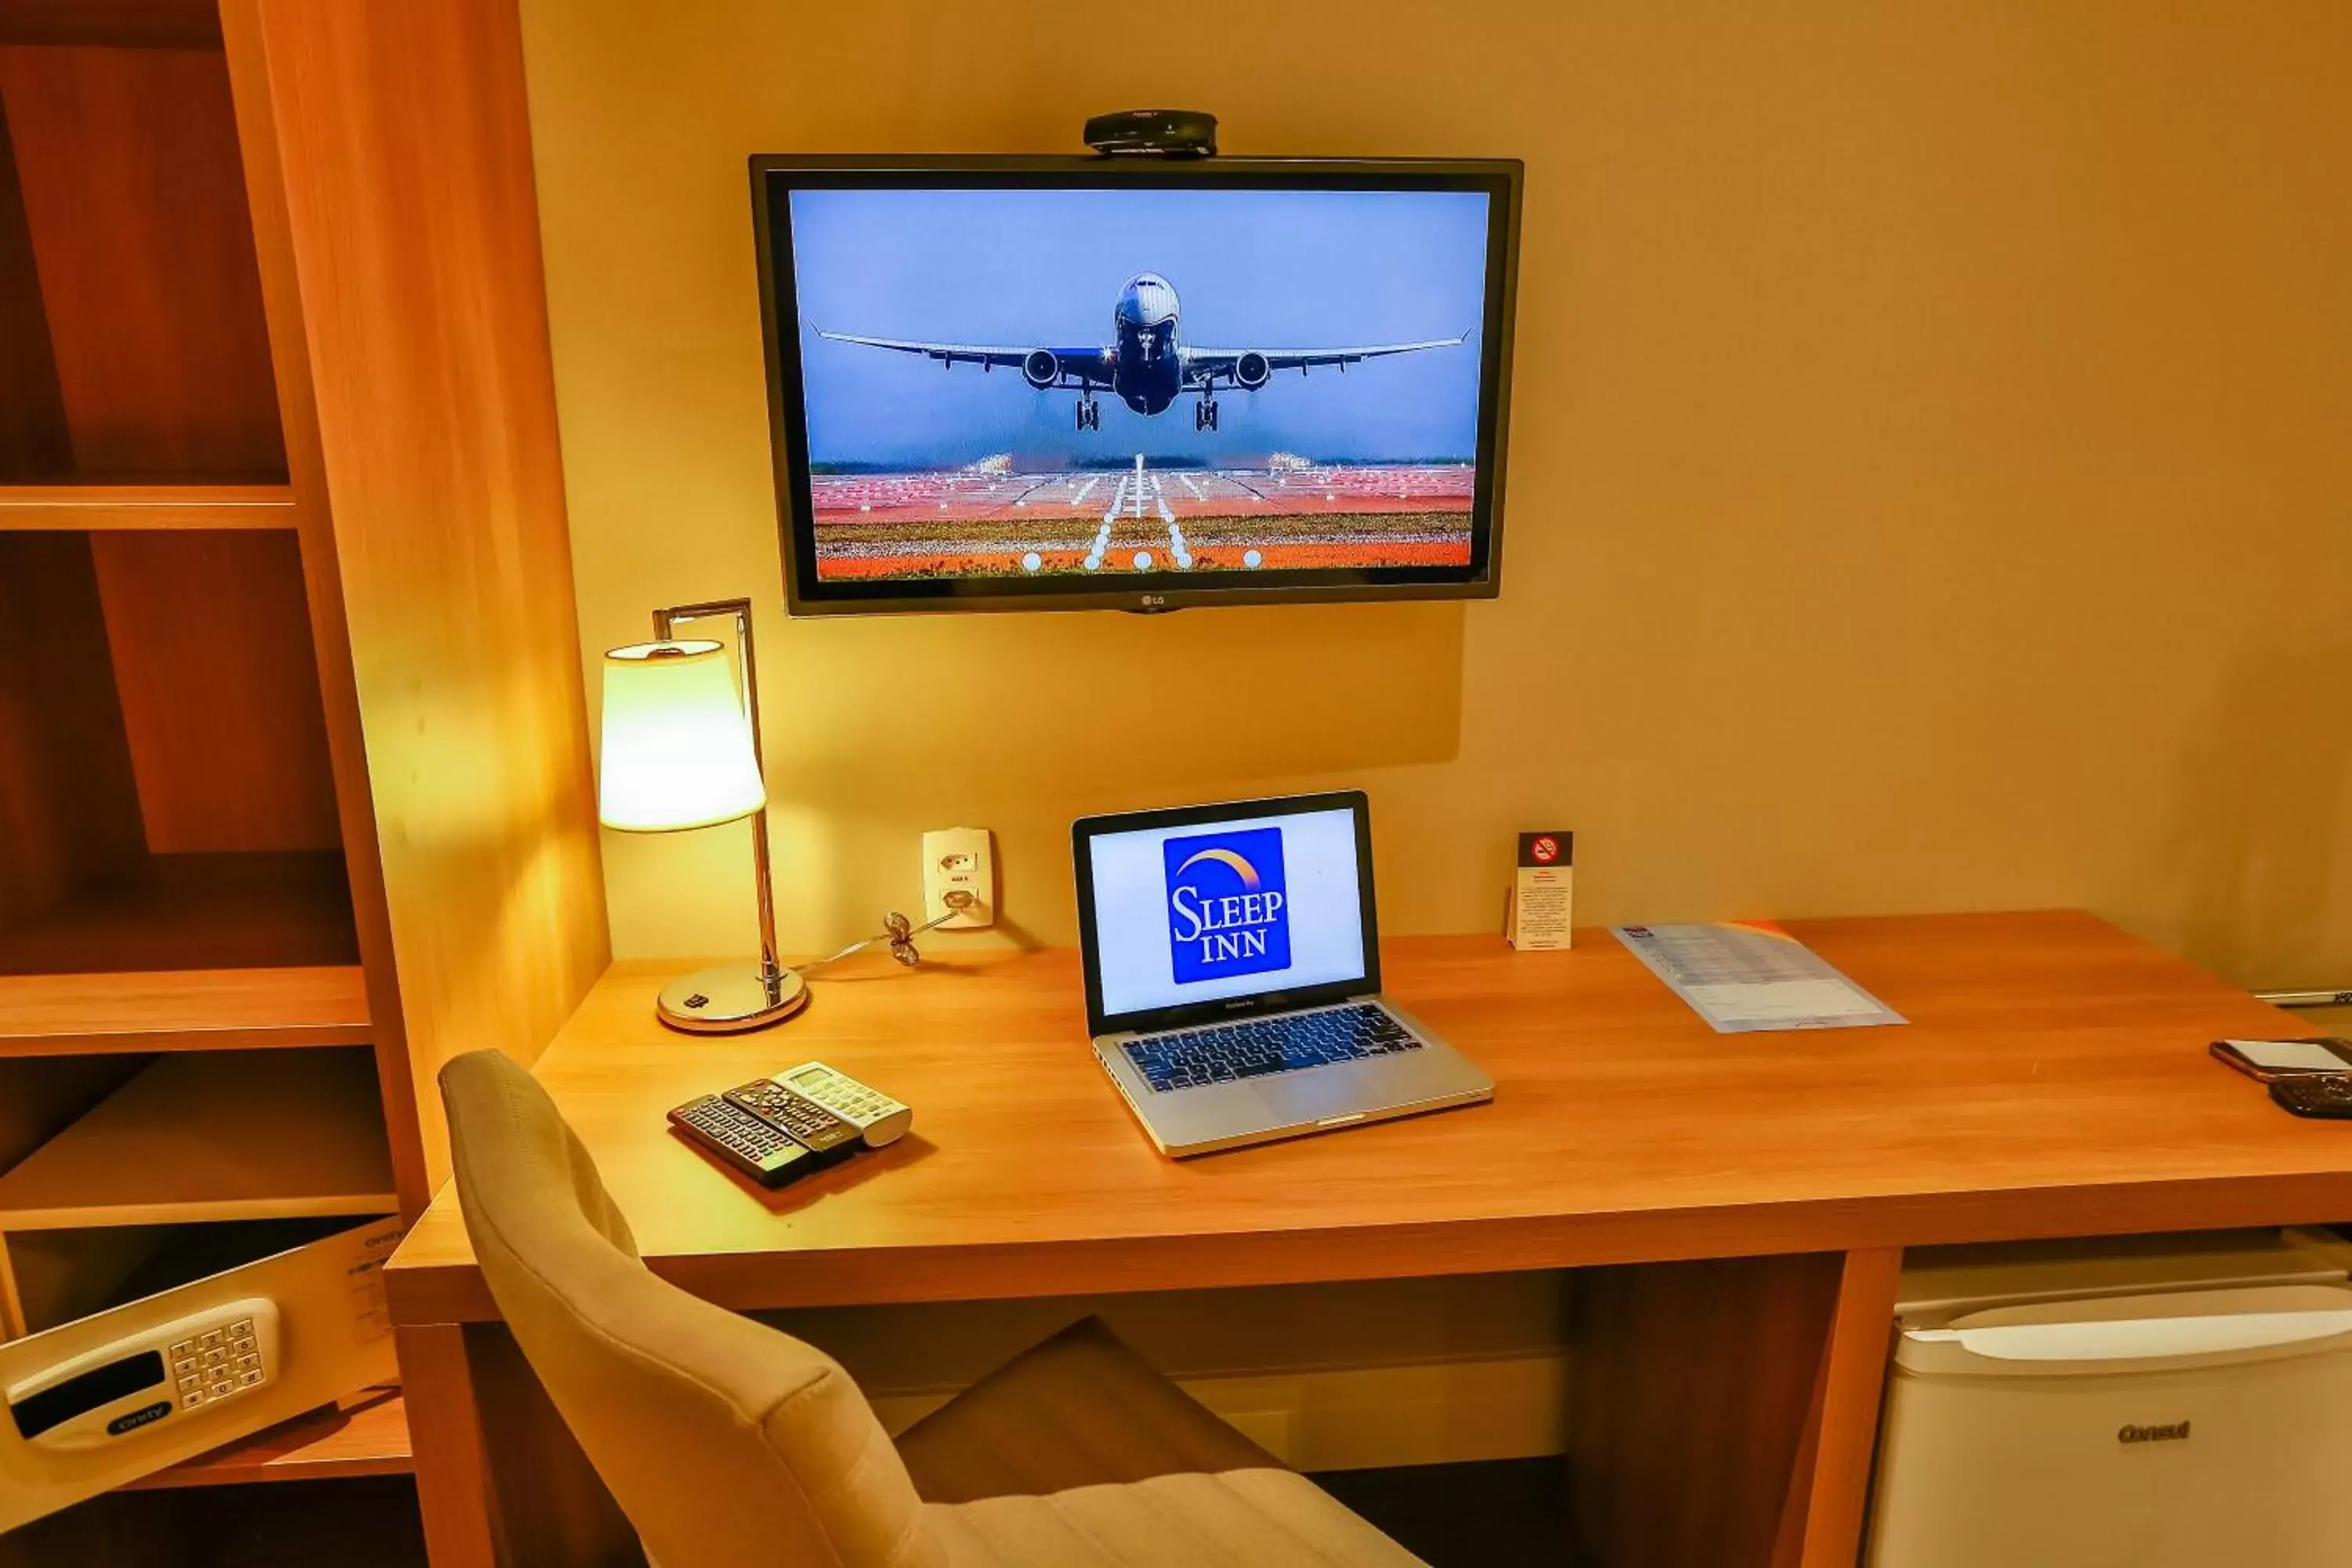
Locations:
1164;827;1290;984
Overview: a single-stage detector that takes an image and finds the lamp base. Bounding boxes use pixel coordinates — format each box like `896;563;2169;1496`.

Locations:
655;964;808;1034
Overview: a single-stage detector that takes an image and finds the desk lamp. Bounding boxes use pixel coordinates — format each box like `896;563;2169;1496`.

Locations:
600;598;804;1033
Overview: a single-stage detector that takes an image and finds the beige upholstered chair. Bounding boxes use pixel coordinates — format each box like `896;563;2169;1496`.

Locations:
440;1049;1428;1566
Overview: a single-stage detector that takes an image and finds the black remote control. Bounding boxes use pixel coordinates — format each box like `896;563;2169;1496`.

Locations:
723;1079;864;1162
667;1095;816;1186
2270;1074;2352;1120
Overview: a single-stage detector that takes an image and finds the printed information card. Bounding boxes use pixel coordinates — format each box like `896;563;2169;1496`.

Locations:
1506;831;1574;950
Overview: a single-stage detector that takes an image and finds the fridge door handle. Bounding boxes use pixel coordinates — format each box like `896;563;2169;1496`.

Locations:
1907;1308;2352;1363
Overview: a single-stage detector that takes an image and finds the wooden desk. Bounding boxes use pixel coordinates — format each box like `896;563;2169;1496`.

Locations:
387;912;2352;1567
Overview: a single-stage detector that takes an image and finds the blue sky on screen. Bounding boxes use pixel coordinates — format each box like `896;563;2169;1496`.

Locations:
787;186;1490;470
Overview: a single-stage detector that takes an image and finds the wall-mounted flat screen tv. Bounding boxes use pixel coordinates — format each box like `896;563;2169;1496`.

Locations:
750;156;1521;615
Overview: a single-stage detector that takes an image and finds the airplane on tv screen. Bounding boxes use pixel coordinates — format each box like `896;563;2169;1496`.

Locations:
814;270;1467;432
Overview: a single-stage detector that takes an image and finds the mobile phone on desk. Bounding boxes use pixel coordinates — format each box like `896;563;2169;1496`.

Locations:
2211;1037;2352;1082
2269;1075;2352;1120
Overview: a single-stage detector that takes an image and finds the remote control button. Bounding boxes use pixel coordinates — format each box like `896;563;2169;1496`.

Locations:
238;1369;265;1388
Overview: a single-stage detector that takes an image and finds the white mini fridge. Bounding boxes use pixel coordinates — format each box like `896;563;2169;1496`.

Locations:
1866;1229;2352;1568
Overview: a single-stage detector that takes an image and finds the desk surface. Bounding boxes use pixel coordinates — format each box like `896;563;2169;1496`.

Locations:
386;910;2352;1326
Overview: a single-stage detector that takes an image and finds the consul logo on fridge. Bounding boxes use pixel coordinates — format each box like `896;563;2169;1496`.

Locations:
1163;826;1290;984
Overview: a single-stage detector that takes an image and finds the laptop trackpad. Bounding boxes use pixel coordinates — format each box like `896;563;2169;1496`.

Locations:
1256;1065;1380;1124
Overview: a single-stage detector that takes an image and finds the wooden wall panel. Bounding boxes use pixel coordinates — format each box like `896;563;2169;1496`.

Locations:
90;531;342;854
0;534;145;931
0;101;69;479
0;1475;429;1568
0;1;220;49
0;1057;149;1188
0;42;281;477
225;0;608;1209
1570;1253;1846;1568
216;2;426;1210
0;1225;161;1338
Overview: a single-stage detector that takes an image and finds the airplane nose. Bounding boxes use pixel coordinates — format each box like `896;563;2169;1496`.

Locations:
1116;275;1178;328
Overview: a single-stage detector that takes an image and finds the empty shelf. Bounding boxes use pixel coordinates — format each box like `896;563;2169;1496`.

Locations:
0;1049;396;1229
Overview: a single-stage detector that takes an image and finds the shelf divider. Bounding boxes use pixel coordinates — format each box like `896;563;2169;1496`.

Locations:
125;1388;412;1490
0;967;370;1057
0;484;296;532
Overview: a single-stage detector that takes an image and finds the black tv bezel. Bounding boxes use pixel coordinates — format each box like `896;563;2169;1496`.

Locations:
1071;789;1381;1040
749;154;1523;617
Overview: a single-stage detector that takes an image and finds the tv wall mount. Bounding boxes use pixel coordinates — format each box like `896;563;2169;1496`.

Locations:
1083;109;1218;158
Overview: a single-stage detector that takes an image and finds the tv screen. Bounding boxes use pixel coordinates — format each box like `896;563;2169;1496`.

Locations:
750;157;1520;615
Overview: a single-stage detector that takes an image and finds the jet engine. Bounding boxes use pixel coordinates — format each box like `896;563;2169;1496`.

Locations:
1232;350;1272;390
1022;349;1060;390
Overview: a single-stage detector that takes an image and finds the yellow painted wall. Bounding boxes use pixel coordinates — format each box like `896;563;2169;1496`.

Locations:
517;1;2352;991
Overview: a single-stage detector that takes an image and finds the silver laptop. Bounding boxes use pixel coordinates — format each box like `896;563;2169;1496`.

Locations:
1073;791;1494;1158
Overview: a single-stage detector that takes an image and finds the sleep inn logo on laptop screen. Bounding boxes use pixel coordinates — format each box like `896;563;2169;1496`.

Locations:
1164;827;1290;985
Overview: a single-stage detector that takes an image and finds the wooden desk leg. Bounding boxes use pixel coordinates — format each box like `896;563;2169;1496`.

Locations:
397;1323;505;1568
1774;1247;1903;1568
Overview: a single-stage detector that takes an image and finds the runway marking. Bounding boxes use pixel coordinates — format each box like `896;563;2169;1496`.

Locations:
1102;473;1129;527
1073;474;1102;506
1180;474;1206;500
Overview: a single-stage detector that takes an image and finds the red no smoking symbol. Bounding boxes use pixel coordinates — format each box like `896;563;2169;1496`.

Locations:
1531;837;1559;863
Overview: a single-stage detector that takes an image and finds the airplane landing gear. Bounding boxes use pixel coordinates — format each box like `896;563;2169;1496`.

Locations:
1076;397;1100;432
1194;397;1219;432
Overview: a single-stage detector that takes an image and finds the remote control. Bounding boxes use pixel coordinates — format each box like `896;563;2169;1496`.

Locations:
667;1094;816;1186
723;1080;862;1162
2270;1074;2352;1120
774;1061;913;1147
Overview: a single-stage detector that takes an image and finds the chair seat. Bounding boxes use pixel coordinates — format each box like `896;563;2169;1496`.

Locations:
928;1468;1428;1566
898;1317;1427;1566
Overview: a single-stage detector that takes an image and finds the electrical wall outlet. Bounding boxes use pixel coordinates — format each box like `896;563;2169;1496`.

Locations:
923;827;994;929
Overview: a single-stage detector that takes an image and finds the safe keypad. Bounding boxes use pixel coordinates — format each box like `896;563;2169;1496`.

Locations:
169;1317;263;1409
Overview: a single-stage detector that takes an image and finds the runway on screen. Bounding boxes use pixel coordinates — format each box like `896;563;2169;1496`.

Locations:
809;457;1475;579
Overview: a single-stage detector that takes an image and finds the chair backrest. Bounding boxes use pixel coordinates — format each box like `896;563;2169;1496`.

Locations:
438;1049;944;1568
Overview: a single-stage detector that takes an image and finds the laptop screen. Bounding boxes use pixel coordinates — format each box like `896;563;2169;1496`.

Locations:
1075;794;1377;1032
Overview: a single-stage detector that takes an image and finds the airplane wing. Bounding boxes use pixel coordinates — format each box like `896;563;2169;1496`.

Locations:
1185;333;1469;385
811;328;1115;386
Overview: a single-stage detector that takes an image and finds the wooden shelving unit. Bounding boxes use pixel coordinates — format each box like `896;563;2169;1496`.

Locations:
0;0;604;1551
0;1049;395;1230
0;4;410;1535
0;966;368;1057
129;1389;412;1490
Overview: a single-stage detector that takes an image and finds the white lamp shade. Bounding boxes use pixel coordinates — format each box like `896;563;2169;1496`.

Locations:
598;640;767;831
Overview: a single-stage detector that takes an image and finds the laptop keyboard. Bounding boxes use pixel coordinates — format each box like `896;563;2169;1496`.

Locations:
1123;1004;1421;1094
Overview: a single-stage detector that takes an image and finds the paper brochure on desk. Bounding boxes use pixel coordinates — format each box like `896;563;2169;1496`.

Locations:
1613;922;1906;1033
